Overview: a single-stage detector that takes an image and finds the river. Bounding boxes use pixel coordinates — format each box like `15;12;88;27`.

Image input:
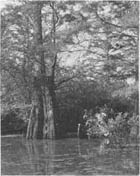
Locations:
1;136;139;175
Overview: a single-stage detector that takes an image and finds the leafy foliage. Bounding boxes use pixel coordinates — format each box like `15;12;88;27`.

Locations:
79;108;139;138
1;1;139;137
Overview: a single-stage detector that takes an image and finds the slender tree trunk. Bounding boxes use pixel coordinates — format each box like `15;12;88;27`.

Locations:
26;2;55;139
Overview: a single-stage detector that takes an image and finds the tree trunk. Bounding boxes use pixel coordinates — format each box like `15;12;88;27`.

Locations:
26;2;55;139
26;86;44;139
42;87;55;139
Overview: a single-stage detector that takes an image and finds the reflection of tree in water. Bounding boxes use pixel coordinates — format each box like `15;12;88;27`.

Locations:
2;137;138;175
43;140;55;174
25;140;55;175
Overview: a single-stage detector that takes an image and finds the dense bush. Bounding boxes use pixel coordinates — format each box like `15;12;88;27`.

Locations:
79;107;139;138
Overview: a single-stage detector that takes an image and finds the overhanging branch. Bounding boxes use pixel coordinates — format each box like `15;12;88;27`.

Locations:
55;75;77;89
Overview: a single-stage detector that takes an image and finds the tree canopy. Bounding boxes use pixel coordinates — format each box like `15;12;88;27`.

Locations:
1;0;139;138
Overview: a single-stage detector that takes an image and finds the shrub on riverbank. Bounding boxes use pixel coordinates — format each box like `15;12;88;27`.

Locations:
81;108;139;138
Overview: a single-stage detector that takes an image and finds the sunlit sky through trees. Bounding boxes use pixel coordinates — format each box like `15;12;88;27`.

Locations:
0;0;13;9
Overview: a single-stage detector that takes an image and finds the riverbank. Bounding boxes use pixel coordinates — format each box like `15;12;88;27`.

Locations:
1;134;23;138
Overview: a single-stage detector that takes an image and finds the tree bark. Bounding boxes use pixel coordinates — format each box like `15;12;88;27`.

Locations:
26;2;55;139
42;87;55;139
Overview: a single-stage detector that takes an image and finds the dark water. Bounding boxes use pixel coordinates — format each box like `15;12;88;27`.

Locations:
1;136;139;175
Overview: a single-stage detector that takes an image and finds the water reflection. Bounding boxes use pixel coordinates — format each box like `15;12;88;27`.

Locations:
25;140;55;175
77;137;139;175
1;136;139;175
98;138;110;155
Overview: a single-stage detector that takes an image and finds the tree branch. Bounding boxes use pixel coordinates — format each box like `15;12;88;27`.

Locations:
55;75;77;89
95;5;138;30
95;7;122;29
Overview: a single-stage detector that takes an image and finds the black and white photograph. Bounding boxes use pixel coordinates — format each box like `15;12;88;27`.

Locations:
0;0;139;175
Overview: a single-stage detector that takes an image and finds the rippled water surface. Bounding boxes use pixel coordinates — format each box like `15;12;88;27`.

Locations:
1;136;139;175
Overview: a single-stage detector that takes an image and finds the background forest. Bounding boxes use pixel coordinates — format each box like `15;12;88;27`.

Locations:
1;0;139;139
